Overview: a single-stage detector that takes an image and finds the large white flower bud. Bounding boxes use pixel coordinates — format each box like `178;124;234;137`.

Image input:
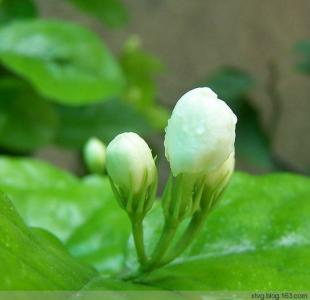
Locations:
106;132;156;194
164;87;237;176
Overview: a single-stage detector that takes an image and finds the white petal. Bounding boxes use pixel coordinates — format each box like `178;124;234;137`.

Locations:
106;132;156;193
164;87;237;176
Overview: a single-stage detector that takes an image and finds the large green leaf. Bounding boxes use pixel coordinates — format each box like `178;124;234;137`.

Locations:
1;155;309;290
69;0;129;28
0;156;131;274
55;99;153;149
0;78;58;151
0;0;37;25
0;189;150;291
0;20;125;104
0;191;97;290
127;173;310;290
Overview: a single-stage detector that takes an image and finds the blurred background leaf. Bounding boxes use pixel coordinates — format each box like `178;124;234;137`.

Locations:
0;0;306;173
55;99;153;149
236;104;275;170
206;67;254;112
68;0;129;28
0;20;125;104
0;2;168;157
0;77;58;152
119;36;169;130
295;40;310;74
0;0;37;25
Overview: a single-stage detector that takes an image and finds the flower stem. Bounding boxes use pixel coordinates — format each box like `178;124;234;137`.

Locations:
142;219;178;272
157;210;207;267
131;216;148;266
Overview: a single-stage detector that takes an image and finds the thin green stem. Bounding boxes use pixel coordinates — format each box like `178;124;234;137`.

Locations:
142;219;178;272
158;210;208;267
131;217;148;266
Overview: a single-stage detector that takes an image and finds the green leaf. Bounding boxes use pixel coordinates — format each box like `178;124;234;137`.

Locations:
0;20;125;104
128;173;310;290
0;189;148;290
0;156;131;274
55;99;153;149
0;78;58;152
0;191;97;290
1;155;309;290
295;40;310;74
0;0;37;25
0;158;310;291
69;0;129;28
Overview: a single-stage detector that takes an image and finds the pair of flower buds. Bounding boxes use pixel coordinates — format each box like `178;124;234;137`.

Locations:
85;87;237;223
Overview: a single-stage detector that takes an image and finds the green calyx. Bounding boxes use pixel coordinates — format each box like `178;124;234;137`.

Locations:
109;169;158;218
109;170;158;266
162;174;206;221
140;172;229;272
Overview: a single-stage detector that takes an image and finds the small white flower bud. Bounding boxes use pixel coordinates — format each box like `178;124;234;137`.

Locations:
199;151;235;212
205;151;235;189
83;137;106;174
164;87;237;176
106;132;156;194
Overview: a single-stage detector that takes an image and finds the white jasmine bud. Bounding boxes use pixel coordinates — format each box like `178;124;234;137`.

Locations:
106;132;156;194
205;151;235;189
83;137;106;174
164;87;237;176
200;151;235;212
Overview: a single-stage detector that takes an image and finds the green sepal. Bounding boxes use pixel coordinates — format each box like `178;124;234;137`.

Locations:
108;175;126;209
162;174;202;222
108;169;157;220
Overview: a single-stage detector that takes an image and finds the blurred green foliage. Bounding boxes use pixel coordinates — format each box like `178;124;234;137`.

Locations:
0;0;37;25
295;40;310;74
120;36;169;130
0;77;58;151
0;20;125;103
55;100;152;148
0;0;167;153
68;0;129;28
